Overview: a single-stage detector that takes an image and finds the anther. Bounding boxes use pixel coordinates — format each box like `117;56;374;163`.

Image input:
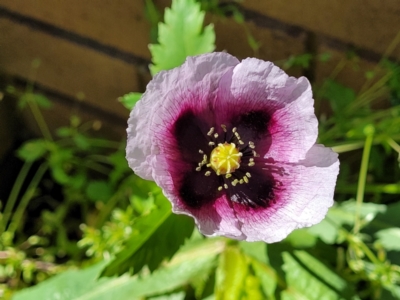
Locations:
214;133;219;139
248;162;255;167
199;149;204;154
243;176;249;183
232;127;237;133
218;186;223;191
221;124;227;132
205;171;211;176
252;150;259;157
224;184;228;189
208;141;215;146
249;141;255;149
225;174;232;179
207;127;215;136
232;179;239;186
239;179;244;184
196;167;201;171
246;172;251;178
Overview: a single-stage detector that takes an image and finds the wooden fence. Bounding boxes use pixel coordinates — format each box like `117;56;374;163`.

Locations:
0;0;399;159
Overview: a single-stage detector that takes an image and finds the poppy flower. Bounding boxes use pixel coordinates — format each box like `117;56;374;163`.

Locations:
126;52;339;243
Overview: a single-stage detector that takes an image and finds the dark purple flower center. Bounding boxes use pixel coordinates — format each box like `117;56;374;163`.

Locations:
172;109;277;209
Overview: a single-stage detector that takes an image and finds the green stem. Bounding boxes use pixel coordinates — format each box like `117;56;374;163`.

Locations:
28;99;53;141
0;161;33;233
386;137;400;154
7;163;48;235
95;191;122;228
353;128;374;234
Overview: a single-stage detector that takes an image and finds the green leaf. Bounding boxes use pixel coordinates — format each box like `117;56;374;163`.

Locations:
215;247;248;300
13;261;110;300
17;139;48;162
48;148;74;185
239;241;268;264
249;257;277;298
282;251;353;300
102;193;194;276
14;239;221;300
149;0;215;75
85;180;114;202
73;133;90;150
321;79;356;113
285;228;318;248
375;228;400;251
19;93;52;109
308;200;386;244
118;92;142;110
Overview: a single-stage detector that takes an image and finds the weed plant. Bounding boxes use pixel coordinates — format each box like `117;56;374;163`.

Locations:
1;0;400;299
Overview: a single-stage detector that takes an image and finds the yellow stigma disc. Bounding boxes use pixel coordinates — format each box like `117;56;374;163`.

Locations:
210;143;241;175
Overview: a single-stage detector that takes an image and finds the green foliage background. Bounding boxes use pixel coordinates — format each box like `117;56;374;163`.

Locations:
1;0;400;299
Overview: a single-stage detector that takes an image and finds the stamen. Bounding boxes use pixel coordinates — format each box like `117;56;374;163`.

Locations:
199;149;204;154
196;167;201;171
232;179;239;186
246;172;251;178
218;186;223;191
232;127;237;133
248;158;255;167
225;174;232;179
243;176;249;183
224;184;228;189
214;133;218;139
239;179;244;184
221;124;227;132
252;150;259;157
208;141;215;146
205;171;211;176
207;127;215;136
249;141;255;149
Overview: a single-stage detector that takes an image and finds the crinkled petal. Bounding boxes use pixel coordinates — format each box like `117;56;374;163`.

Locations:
151;154;244;238
215;58;318;162
126;52;240;180
232;145;339;243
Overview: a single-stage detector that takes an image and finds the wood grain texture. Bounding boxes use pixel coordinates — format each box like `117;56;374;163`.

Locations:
243;0;400;59
0;18;138;119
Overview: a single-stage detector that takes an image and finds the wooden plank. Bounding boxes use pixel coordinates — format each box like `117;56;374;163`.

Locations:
242;0;400;59
0;0;153;59
213;16;306;62
0;18;139;119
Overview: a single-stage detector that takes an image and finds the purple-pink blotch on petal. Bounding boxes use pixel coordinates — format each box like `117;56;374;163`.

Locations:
126;52;339;243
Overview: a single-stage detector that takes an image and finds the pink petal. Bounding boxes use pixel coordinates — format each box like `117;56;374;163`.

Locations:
126;53;239;180
215;58;318;162
233;145;339;243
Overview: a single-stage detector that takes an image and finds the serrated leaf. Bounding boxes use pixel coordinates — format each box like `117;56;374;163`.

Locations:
102;193;194;276
282;251;354;300
13;261;110;300
14;239;220;300
215;247;248;300
118;92;142;110
375;228;400;251
17;139;48;162
149;0;215;75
